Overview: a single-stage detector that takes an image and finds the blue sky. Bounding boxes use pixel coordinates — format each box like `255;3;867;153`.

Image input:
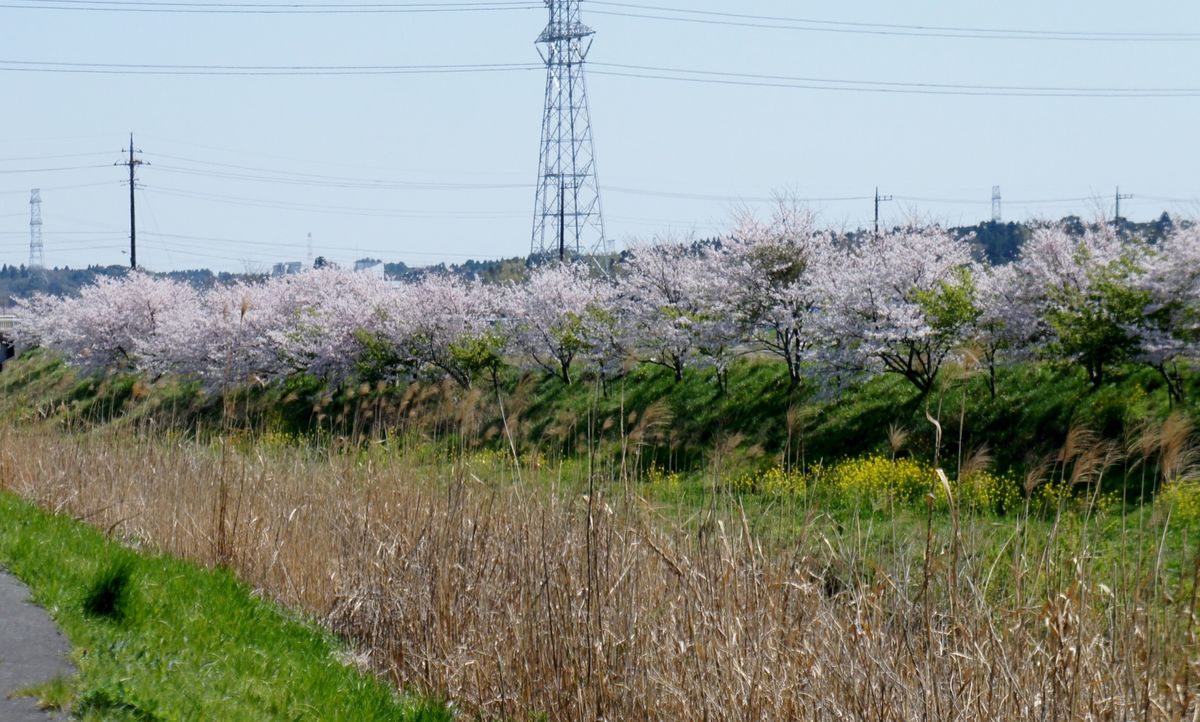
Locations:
1;0;1198;272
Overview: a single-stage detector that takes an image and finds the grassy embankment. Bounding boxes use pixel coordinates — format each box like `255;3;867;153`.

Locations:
0;349;1197;720
0;491;451;721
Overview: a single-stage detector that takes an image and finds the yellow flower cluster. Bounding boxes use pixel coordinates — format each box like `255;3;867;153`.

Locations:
1157;481;1200;525
729;466;807;497
828;456;931;504
953;471;1023;514
645;462;683;496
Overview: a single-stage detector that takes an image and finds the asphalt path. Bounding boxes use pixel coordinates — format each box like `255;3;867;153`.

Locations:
0;569;72;722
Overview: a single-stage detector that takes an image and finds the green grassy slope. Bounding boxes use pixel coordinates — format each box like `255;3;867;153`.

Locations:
0;492;449;722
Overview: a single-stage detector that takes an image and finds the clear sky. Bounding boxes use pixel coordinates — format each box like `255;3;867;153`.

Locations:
1;0;1198;272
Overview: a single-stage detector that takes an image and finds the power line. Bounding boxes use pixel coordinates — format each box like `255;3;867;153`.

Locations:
0;164;114;174
3;57;1196;98
0;151;116;162
1;0;539;14
590;63;1200;98
0;60;541;76
142;185;529;218
587;2;1200;42
141;231;503;259
143;133;527;178
148;155;533;189
607;185;870;203
0;180;121;195
9;0;1194;43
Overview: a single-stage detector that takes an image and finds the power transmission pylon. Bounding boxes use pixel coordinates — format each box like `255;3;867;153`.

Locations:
991;186;1002;223
531;0;608;261
28;189;44;270
117;134;146;270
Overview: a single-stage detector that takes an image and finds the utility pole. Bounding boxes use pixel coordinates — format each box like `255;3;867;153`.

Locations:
117;134;146;270
1114;186;1133;227
874;187;893;238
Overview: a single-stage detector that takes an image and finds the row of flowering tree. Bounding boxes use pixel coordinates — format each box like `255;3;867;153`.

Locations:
13;211;1200;400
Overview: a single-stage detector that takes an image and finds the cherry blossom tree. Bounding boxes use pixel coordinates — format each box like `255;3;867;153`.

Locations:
972;262;1038;398
815;227;980;396
141;279;293;387
263;268;398;382
1011;225;1147;387
15;272;196;374
498;261;613;384
396;274;505;389
1132;225;1200;402
615;239;741;385
727;201;833;388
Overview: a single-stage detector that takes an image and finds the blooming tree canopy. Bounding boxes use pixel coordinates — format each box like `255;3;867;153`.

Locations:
815;227;979;395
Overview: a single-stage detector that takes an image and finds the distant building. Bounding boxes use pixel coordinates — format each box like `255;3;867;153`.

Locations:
353;259;385;278
272;261;304;277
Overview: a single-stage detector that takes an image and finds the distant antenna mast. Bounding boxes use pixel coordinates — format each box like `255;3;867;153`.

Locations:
991;186;1002;223
531;0;607;260
306;232;313;268
28;189;44;270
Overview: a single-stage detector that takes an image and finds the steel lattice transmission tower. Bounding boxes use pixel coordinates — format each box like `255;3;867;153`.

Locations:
531;0;608;260
991;186;1002;223
28;189;44;270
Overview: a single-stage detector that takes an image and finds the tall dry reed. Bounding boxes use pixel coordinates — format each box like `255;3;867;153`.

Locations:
0;424;1195;721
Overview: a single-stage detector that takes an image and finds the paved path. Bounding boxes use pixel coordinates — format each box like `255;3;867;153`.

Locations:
0;569;73;722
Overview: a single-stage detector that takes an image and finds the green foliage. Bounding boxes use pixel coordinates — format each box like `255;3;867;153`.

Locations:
352;329;408;384
0;492;448;721
5;347;1197;493
449;330;507;387
916;266;981;342
1045;260;1150;387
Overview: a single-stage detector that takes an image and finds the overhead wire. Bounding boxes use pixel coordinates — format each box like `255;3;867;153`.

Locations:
142;185;529;218
2;57;1193;98
149;157;533;190
1;0;539;14
586;2;1200;42
6;0;1195;44
0;164;116;174
141;231;506;259
590;63;1200;98
0;59;542;76
0;181;122;195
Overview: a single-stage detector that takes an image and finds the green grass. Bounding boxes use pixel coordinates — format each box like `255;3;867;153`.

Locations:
4;347;1198;483
0;491;452;722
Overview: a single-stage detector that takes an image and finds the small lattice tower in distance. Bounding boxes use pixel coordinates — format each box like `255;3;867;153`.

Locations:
28;189;44;270
992;186;1002;223
531;0;608;260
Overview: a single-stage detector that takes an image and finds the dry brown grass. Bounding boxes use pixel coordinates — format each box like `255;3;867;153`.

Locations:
0;424;1196;721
